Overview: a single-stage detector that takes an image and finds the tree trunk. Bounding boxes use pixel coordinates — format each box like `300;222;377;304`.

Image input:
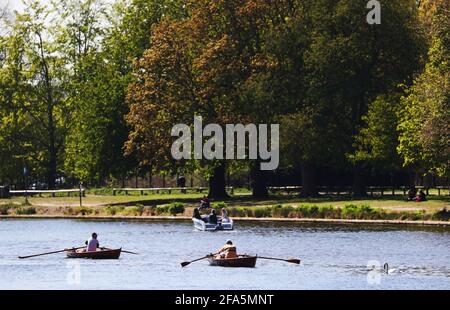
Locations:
352;163;368;197
251;161;269;198
47;144;57;189
300;163;317;197
208;162;229;199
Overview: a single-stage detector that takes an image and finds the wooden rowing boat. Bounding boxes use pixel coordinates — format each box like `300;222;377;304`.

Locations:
208;255;257;268
65;248;122;259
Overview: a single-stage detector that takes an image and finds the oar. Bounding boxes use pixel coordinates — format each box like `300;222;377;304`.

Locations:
18;246;85;259
181;253;217;268
100;247;139;255
122;250;139;255
258;256;301;264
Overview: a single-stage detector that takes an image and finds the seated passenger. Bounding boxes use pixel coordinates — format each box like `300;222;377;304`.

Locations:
208;209;218;224
193;208;207;222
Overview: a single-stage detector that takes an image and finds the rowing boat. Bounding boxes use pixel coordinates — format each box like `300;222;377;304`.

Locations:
193;218;234;231
208;255;257;268
65;248;122;259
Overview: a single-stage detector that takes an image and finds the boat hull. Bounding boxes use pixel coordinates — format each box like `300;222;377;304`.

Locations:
208;255;257;268
193;218;234;231
65;248;122;259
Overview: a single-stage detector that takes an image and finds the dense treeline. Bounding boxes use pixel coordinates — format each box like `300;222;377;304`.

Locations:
0;0;448;197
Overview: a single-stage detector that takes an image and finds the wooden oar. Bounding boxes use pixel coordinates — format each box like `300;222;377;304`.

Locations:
258;256;301;264
18;246;85;259
100;247;139;255
181;253;217;267
121;250;139;255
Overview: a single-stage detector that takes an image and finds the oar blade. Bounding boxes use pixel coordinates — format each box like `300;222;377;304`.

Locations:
287;258;301;264
181;261;191;268
122;251;139;255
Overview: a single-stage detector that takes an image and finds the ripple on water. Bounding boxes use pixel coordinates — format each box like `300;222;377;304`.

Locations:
0;218;449;290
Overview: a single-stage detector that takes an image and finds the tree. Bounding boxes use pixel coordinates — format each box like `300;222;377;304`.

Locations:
0;0;70;188
398;0;449;177
349;94;403;175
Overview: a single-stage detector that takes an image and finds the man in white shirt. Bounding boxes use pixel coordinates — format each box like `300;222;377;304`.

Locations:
86;233;100;252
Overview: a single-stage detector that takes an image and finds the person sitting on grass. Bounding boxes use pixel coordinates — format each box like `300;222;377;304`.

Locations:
193;208;207;222
215;239;237;259
407;187;417;201
415;190;427;202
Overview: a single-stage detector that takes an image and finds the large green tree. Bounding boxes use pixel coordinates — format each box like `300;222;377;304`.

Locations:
277;0;423;196
0;1;70;188
398;0;449;178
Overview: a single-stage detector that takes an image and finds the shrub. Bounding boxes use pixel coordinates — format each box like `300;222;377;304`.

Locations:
229;207;247;217
105;206;125;216
254;207;272;218
432;208;450;221
87;187;113;196
74;206;92;216
0;203;16;215
319;205;338;218
272;205;294;218
342;204;358;219
121;206;144;216
156;205;170;215
15;207;37;215
211;201;227;213
169;202;185;215
142;206;157;216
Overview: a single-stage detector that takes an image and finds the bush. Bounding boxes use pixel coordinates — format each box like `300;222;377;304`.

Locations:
254;207;272;218
318;205;340;218
169;202;185;215
342;204;358;219
105;206;125;216
74;206;92;216
0;203;16;215
142;206;157;216
15;207;37;215
228;207;247;217
121;206;144;216
272;205;294;218
156;205;170;215
432;208;450;221
87;187;114;196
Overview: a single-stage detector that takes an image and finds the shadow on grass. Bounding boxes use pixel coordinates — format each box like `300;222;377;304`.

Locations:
107;193;449;207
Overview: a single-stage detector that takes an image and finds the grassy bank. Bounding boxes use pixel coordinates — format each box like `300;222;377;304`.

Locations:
1;200;449;222
1;188;449;223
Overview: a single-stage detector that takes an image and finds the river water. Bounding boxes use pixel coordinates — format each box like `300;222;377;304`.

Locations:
0;219;449;290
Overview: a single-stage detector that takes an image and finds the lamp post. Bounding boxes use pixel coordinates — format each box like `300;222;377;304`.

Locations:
79;182;83;208
23;166;29;205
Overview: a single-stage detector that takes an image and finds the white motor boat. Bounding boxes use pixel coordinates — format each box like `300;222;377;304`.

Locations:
192;217;234;231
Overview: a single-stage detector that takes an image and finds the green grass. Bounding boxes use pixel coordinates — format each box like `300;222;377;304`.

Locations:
1;190;448;221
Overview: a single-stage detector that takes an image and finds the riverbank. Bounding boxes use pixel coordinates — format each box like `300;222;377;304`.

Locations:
1;214;449;227
1;193;448;225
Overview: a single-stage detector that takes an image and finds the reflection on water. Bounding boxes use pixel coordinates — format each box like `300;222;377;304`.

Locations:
0;219;449;290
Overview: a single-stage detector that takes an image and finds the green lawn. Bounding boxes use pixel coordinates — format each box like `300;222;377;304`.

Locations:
1;192;448;213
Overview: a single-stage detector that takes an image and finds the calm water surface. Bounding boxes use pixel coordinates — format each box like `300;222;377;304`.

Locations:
0;219;449;290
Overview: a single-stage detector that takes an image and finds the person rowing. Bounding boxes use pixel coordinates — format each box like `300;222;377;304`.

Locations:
77;232;100;253
215;239;237;259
